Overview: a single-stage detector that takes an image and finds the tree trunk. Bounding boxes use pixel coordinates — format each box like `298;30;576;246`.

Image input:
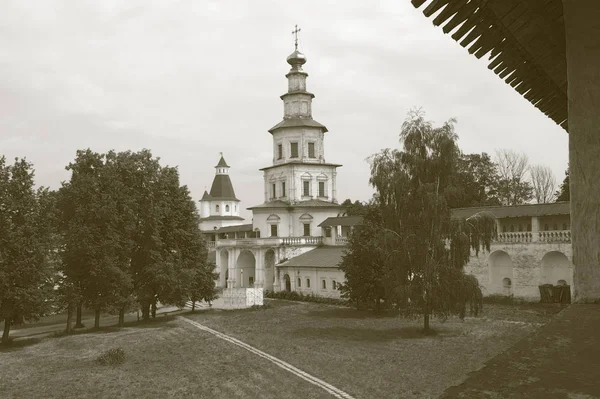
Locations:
75;302;84;328
191;301;196;312
423;311;430;333
142;303;150;322
151;299;157;319
94;308;100;329
65;303;73;334
2;319;11;344
118;308;125;327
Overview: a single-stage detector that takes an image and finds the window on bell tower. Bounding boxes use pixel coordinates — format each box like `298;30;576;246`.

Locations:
318;181;325;197
277;144;283;160
281;181;286;197
308;142;315;158
290;142;299;158
272;183;276;199
303;180;310;197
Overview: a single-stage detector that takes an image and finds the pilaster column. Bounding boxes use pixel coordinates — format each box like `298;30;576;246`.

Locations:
228;249;236;289
332;170;337;203
255;250;265;288
531;216;540;242
563;0;600;301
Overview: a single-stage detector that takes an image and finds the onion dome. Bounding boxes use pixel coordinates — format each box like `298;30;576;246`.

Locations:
286;50;306;70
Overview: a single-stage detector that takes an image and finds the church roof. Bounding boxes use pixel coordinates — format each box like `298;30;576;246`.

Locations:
199;215;245;222
268;117;328;134
201;190;211;200
215;224;254;234
279;246;346;269
216;155;230;168
247;199;343;210
451;202;570;220
259;161;342;171
318;216;363;227
411;0;567;131
209;174;239;201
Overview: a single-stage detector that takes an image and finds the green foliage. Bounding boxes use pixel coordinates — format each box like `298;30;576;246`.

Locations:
340;199;368;216
96;347;126;366
343;109;495;331
555;167;570;202
449;152;501;207
0;156;55;343
56;149;217;325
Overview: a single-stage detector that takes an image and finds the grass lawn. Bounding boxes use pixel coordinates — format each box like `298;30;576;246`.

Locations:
184;300;565;399
0;317;331;399
0;300;565;399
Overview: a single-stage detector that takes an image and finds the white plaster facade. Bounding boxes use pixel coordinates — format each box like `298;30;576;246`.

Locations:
458;206;574;301
213;46;348;303
199;155;245;232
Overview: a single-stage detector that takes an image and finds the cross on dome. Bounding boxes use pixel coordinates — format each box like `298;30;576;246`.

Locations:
292;24;301;50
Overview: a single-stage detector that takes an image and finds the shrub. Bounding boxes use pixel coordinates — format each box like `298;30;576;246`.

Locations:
264;290;350;306
96;348;125;366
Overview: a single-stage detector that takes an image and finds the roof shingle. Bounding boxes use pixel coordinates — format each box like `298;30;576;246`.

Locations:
279;246;346;268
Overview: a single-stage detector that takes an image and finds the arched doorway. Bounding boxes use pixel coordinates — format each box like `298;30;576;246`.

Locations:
283;274;291;292
488;250;514;296
264;249;275;291
540;251;572;286
236;250;256;288
219;250;229;288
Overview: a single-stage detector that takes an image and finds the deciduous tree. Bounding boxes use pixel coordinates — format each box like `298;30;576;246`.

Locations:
493;149;533;205
0;157;54;343
555;167;570;202
530;165;557;203
343;109;495;332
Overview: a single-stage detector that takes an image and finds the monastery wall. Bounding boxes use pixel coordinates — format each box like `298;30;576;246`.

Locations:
465;242;573;301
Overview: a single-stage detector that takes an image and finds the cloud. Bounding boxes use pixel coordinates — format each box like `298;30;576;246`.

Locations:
0;0;568;222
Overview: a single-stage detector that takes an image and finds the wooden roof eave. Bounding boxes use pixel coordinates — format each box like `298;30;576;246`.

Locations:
411;0;568;132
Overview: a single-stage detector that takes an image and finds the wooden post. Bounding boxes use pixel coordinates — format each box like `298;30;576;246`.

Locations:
563;0;600;302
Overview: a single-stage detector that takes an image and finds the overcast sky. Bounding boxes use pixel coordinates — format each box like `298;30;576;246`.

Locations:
1;1;568;220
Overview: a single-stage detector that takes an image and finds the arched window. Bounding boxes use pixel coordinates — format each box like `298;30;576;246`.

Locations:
332;280;338;290
510;225;514;232
225;205;230;212
553;223;558;230
544;224;549;230
297;278;301;288
518;224;523;232
216;205;220;212
562;223;567;230
503;277;512;296
306;278;311;288
322;279;327;289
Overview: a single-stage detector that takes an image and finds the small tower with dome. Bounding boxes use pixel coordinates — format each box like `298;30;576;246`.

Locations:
199;153;244;233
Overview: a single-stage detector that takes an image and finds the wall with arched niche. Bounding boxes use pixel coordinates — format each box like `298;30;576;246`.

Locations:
488;250;514;295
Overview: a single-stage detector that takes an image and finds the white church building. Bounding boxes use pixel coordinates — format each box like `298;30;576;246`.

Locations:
203;40;361;306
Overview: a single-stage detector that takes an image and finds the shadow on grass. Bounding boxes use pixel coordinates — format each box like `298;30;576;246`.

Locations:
0;337;42;352
305;307;399;320
50;315;180;339
292;326;444;342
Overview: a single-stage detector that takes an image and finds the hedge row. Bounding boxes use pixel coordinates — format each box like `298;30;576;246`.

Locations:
264;290;350;306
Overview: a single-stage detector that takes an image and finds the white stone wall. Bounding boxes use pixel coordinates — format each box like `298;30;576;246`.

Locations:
264;164;338;203
271;127;325;165
199;218;245;232
252;207;342;238
276;266;344;298
464;241;573;301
